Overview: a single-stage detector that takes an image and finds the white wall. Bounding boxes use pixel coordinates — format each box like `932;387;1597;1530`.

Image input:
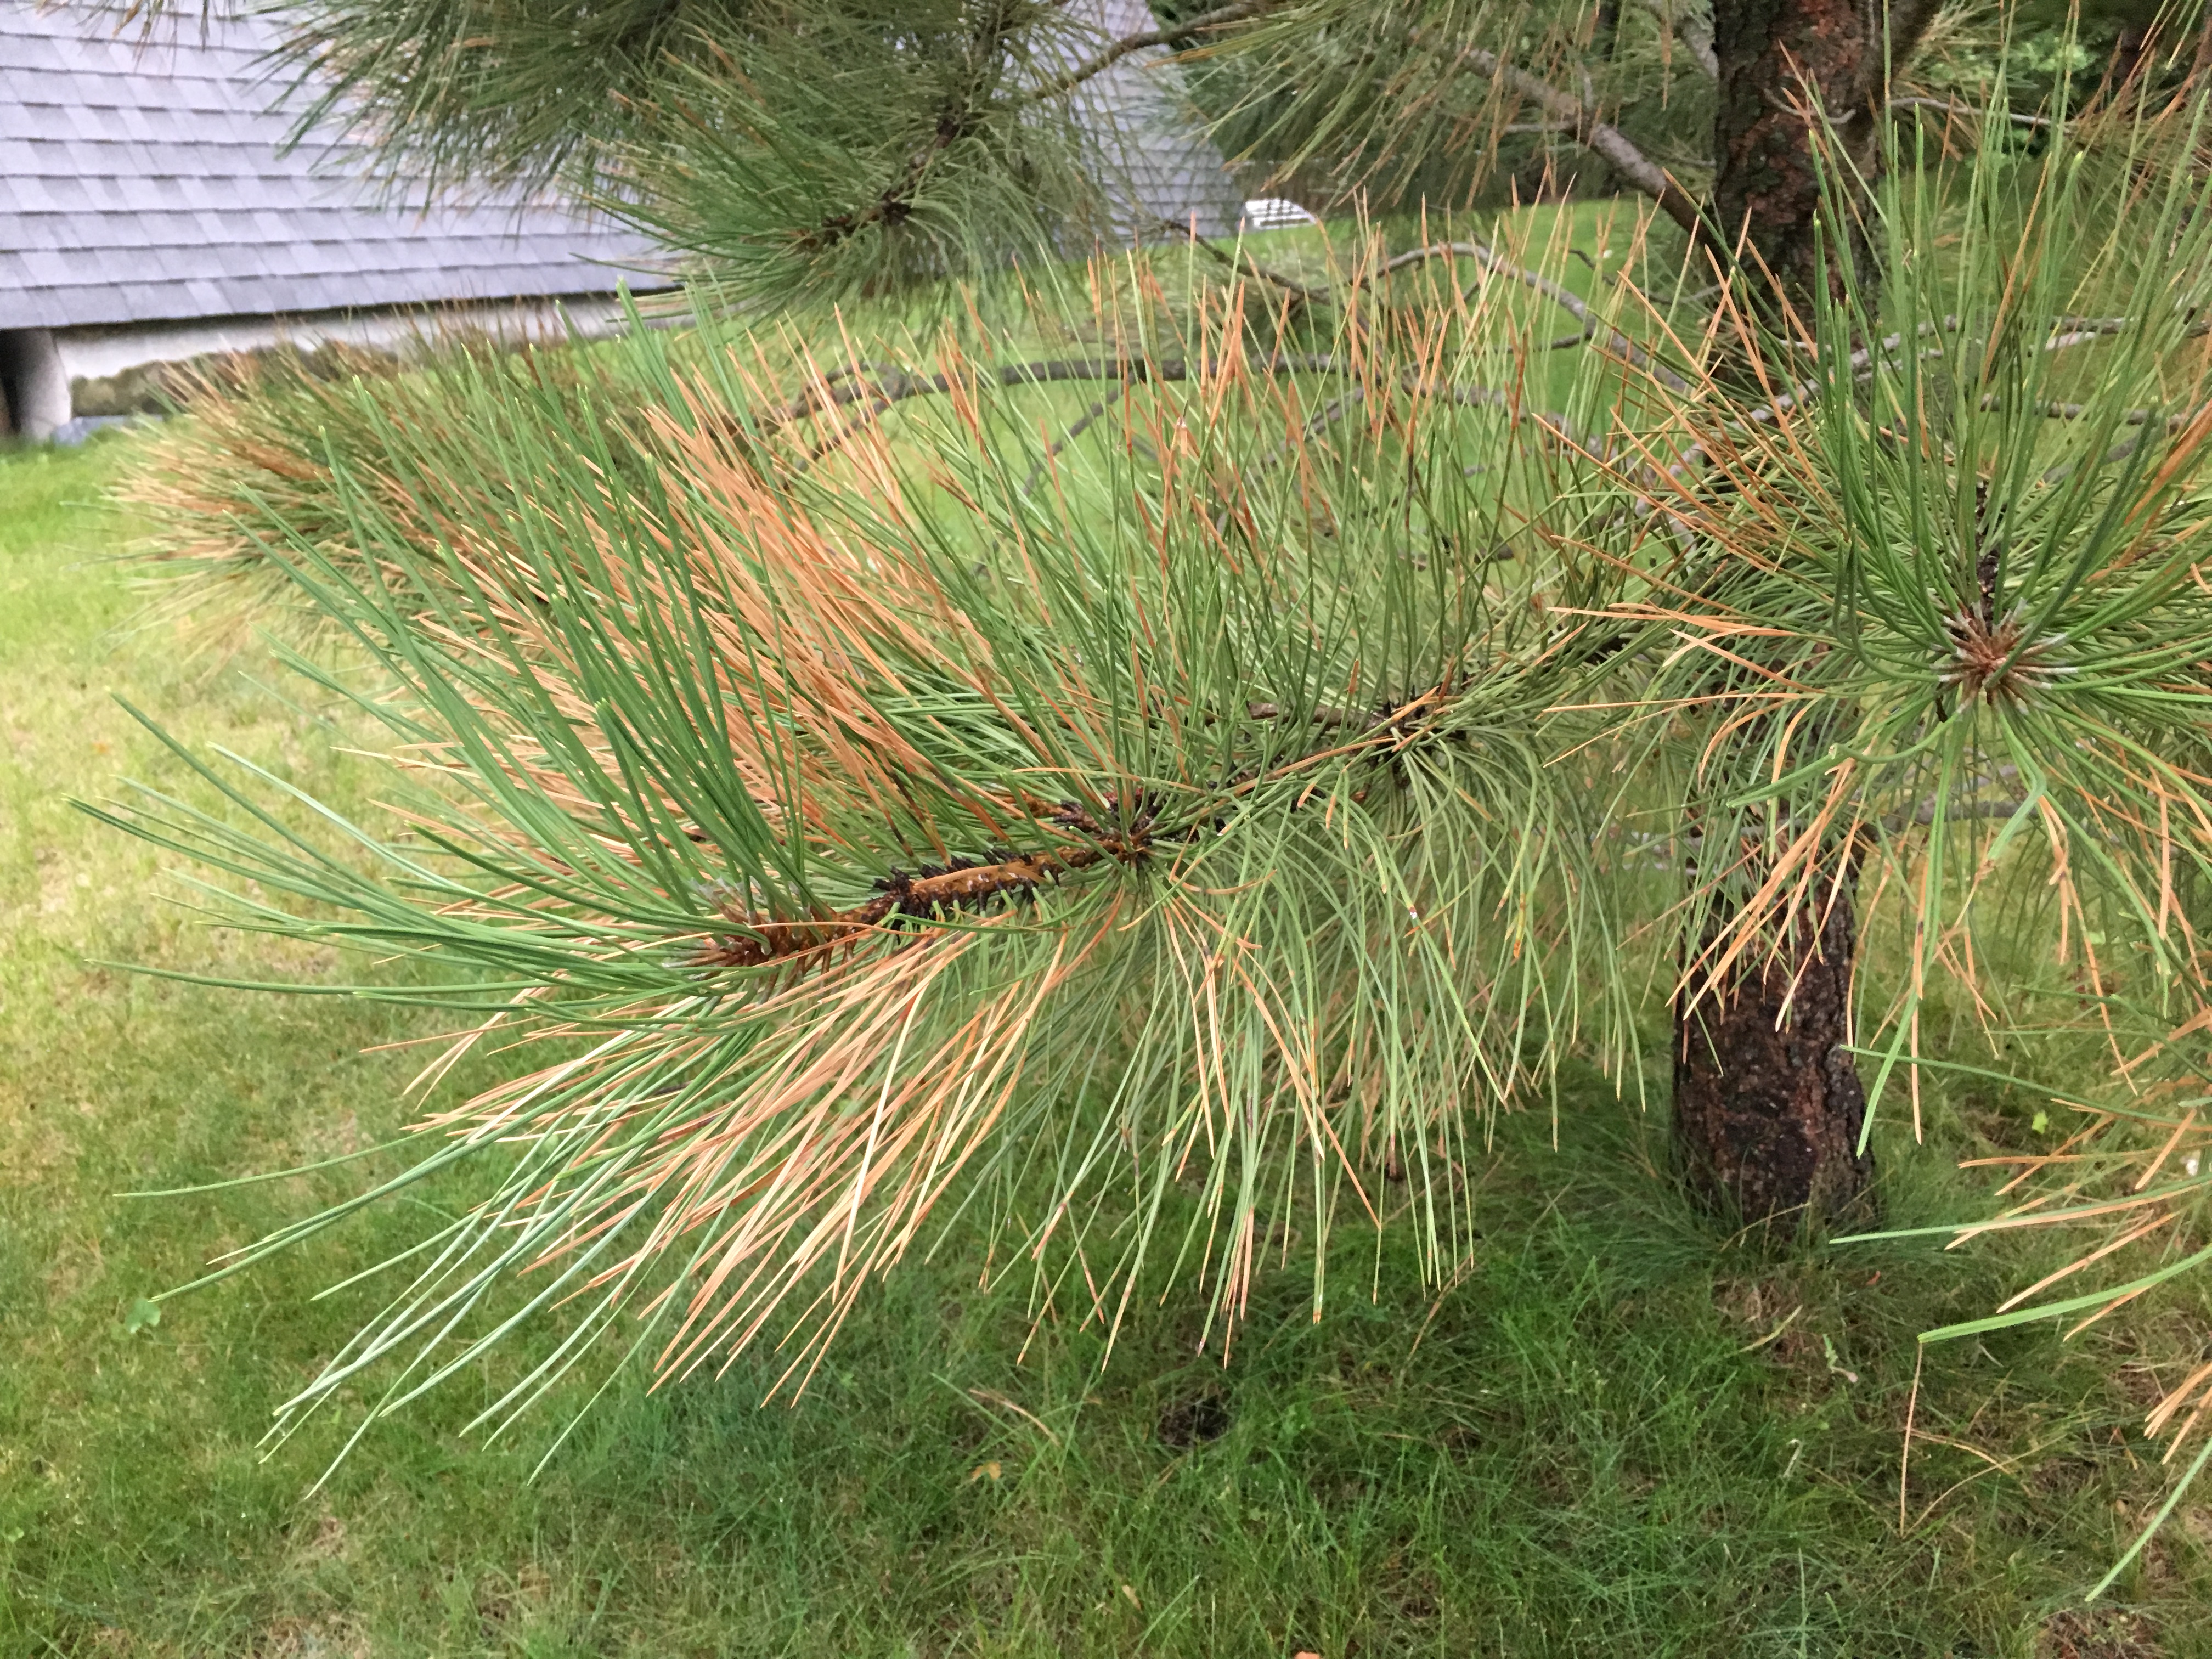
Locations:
0;327;71;439
53;293;656;387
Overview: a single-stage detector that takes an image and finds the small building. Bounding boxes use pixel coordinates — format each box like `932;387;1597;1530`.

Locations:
1;1;1250;442
1079;0;1246;245
0;2;672;439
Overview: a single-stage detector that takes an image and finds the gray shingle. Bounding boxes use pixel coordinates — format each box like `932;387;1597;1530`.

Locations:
1076;0;1244;241
7;1;1243;332
2;1;674;329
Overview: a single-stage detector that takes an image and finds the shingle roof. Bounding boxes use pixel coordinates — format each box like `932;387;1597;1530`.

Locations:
0;2;1241;334
1081;0;1245;241
0;2;672;330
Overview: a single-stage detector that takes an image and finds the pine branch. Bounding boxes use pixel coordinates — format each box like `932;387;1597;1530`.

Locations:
1883;797;2030;833
782;345;1581;484
1449;45;1705;238
694;828;1150;970
1890;96;2055;131
791;2;1030;255
1365;241;1692;392
1027;0;1276;101
754;353;1333;469
1160;226;1689;400
1634;0;1716;80
754;347;1558;447
1021;398;1114;495
1164;219;1335;304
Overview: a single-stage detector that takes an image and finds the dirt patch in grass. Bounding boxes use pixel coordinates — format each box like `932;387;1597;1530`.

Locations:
2039;1607;2163;1659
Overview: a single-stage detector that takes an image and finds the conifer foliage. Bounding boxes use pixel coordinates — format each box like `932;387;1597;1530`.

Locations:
109;0;2212;1560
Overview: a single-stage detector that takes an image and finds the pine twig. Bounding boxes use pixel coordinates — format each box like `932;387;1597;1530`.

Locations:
1889;95;2055;132
1448;45;1706;239
1160;218;1334;304
1634;0;1716;80
1366;241;1692;392
694;831;1151;971
1028;0;1272;101
760;354;1314;435
757;350;1550;469
1022;398;1113;495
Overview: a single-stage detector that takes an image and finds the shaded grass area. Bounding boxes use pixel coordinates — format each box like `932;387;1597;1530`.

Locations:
4;437;2211;1657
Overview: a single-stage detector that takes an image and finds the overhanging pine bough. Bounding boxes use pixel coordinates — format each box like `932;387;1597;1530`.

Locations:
110;319;1639;1443
106;1;2212;1552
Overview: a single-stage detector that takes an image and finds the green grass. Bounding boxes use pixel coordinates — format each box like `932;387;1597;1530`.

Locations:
5;427;2212;1657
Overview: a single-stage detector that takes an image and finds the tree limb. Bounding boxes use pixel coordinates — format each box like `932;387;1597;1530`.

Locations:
1022;398;1113;495
1164;219;1335;303
1635;0;1717;80
1450;45;1706;239
1890;96;2054;132
1028;0;1272;102
758;355;1310;439
1366;241;1693;392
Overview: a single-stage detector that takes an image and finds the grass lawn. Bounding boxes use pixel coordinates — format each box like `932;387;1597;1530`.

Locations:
4;416;2212;1657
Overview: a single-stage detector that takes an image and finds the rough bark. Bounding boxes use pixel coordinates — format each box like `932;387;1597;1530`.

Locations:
1708;0;1940;305
1662;5;1938;1229
1673;840;1875;1228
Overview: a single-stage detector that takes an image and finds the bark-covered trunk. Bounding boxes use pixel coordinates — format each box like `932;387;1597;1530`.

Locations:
1673;840;1874;1227
1669;4;1934;1227
1708;0;1939;306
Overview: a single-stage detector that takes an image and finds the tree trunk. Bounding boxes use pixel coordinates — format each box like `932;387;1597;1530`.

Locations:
1673;839;1874;1227
1666;3;1937;1229
1708;0;1940;306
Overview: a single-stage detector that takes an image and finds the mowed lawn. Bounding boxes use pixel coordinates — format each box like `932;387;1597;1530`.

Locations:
4;430;2212;1658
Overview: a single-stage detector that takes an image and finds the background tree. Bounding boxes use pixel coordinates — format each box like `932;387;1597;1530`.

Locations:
114;0;2212;1565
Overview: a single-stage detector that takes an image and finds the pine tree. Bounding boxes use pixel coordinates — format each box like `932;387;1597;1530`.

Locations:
111;0;2212;1555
